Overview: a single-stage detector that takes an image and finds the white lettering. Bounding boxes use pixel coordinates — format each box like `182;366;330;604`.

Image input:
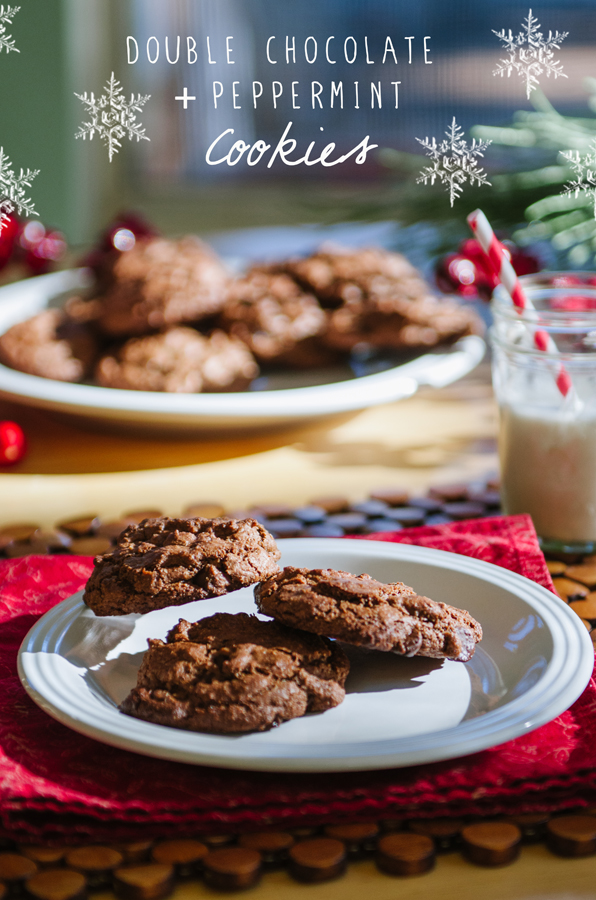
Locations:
424;36;432;63
331;81;343;109
311;81;323;109
344;36;357;64
365;37;374;64
232;81;241;108
126;36;139;64
226;36;234;64
187;36;197;64
326;36;336;64
404;36;414;64
285;36;296;64
272;80;283;108
266;36;277;64
291;81;300;109
382;37;397;64
206;128;234;165
252;81;263;108
147;36;159;64
304;36;317;63
206;36;215;64
165;36;180;65
212;81;224;108
392;81;401;108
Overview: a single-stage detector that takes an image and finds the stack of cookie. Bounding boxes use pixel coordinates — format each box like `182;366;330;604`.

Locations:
0;236;483;392
83;515;482;735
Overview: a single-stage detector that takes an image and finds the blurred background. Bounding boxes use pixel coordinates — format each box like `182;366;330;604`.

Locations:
2;0;596;260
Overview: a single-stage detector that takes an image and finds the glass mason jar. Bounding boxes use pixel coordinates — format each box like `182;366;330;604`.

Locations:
491;273;596;554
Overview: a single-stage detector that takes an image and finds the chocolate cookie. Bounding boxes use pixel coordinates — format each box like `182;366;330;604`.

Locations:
120;611;349;733
283;247;483;351
83;517;281;616
220;267;330;367
0;309;97;381
96;237;229;337
95;327;258;393
255;568;482;661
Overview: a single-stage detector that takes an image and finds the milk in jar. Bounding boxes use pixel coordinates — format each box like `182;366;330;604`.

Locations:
499;405;596;544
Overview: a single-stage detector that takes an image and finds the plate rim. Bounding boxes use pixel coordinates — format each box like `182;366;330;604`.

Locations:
0;269;485;422
17;539;594;772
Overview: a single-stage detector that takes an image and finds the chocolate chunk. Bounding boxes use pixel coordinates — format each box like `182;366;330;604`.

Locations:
369;488;410;507
122;511;164;525
114;844;153;865
69;537;113;556
17;848;66;867
183;503;226;519
83;516;281;616
565;565;596;588
202;848;262;891
25;869;86;900
308;496;350;514
468;490;501;507
363;519;403;534
201;836;235;848
408;818;464;851
121;612;349;734
0;523;40;542
383;507;426;526
237;833;294;869
428;484;470;502
113;864;174;900
265;518;304;538
0;854;39;886
546;815;596;857
376;833;435;876
461;822;521;866
323;823;379;857
408;497;443;513
96;521;130;542
350;500;389;517
552;578;590;601
57;516;101;537
305;524;345;538
441;502;486;520
64;847;123;888
326;513;368;532
255;567;482;661
151;840;208;878
288;838;346;883
505;813;550;843
293;506;326;524
380;819;405;833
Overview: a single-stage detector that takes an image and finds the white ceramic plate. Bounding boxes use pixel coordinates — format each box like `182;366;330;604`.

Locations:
0;268;485;433
18;539;593;772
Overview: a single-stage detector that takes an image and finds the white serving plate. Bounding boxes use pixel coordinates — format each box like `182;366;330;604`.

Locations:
18;539;593;773
0;268;485;433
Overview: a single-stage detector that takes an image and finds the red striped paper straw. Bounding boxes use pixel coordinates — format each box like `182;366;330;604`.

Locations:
467;209;573;397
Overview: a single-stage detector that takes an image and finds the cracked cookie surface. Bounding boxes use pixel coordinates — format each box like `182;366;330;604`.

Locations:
120;611;350;733
83;517;281;616
255;567;482;661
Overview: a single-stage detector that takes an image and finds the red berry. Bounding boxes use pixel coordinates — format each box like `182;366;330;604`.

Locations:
0;212;21;269
0;420;26;465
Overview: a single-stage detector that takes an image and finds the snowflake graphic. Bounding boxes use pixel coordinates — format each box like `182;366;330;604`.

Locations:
492;9;568;99
0;147;39;231
0;5;20;54
560;141;596;219
415;118;492;207
74;72;150;163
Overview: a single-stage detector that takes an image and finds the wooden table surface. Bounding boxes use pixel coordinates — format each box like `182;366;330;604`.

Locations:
2;361;594;899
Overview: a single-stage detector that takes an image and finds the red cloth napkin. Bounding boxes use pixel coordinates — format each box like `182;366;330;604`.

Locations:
1;513;595;843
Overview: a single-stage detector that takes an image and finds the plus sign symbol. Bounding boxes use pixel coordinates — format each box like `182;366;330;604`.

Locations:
175;87;196;109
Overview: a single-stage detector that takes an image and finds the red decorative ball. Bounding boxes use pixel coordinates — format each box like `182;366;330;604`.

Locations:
0;420;26;465
0;213;21;270
436;238;540;301
19;222;67;275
